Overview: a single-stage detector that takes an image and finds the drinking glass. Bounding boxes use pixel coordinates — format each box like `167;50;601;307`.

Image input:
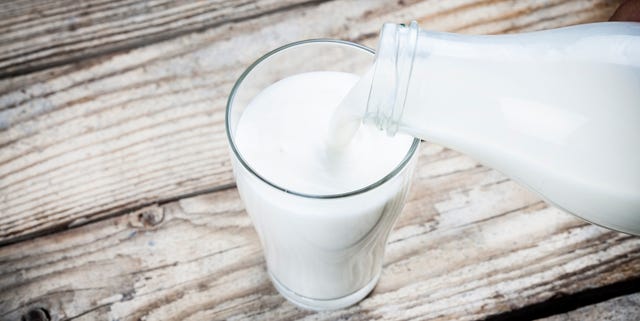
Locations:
225;39;420;310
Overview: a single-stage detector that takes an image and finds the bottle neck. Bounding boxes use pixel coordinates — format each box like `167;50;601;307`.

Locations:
364;21;420;136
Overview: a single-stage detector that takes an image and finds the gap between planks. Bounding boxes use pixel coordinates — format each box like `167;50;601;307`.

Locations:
0;182;237;247
1;180;639;320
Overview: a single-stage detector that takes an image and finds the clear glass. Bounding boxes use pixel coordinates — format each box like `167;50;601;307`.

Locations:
367;21;640;235
226;40;421;310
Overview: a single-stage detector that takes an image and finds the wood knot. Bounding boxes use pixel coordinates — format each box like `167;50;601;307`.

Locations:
137;207;165;227
21;308;50;321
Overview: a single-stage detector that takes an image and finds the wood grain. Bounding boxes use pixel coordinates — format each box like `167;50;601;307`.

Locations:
0;0;324;79
1;146;639;320
0;0;622;244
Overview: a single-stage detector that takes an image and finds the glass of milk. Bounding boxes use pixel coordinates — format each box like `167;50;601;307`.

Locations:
226;40;420;310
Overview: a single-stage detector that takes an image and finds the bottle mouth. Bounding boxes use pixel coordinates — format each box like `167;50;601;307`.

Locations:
364;21;420;136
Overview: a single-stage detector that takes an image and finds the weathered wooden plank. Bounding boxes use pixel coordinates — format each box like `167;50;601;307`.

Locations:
0;0;622;243
0;0;324;79
1;146;639;320
539;293;640;321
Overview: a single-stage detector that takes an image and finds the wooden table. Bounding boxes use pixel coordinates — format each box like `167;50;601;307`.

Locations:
1;0;639;320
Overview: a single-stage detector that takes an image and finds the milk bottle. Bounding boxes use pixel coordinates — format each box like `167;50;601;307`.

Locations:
335;21;640;235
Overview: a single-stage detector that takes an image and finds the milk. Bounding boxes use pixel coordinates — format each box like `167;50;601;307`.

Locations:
336;22;640;234
235;71;413;195
232;71;415;305
402;58;640;234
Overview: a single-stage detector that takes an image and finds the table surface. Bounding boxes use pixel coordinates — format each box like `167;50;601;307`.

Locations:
1;0;640;320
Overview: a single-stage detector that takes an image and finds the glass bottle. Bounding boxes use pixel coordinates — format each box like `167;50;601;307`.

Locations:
363;21;640;235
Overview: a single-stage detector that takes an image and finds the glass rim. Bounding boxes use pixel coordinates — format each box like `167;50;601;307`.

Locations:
225;38;420;199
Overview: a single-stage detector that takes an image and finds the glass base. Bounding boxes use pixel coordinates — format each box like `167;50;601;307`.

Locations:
269;272;381;311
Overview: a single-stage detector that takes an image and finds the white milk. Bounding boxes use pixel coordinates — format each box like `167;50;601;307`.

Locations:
401;58;640;234
233;71;415;302
236;71;413;195
335;22;640;234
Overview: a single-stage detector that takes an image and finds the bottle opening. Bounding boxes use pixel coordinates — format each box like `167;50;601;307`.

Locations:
365;21;420;136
